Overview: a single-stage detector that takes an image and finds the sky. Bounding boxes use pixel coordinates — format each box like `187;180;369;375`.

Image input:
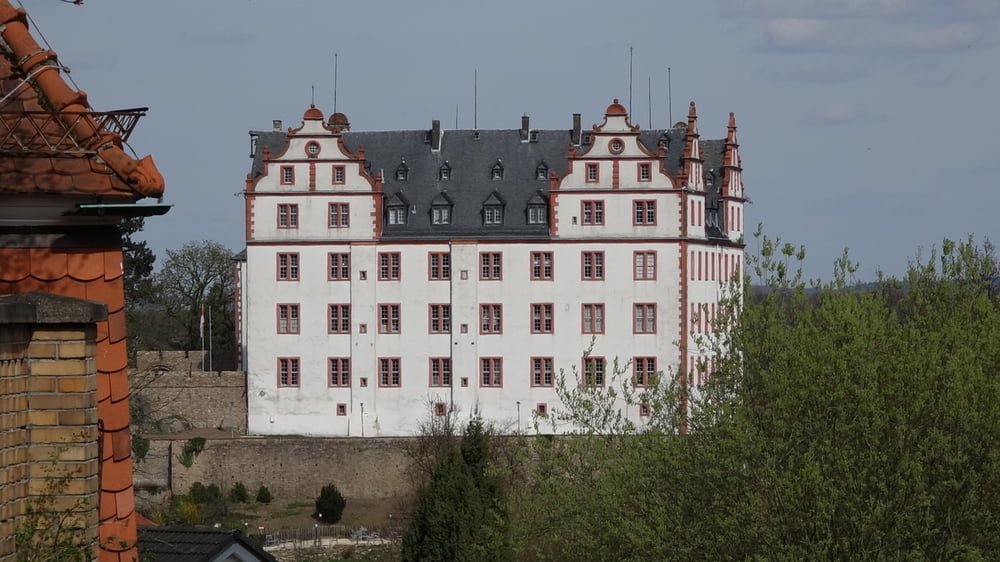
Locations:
21;0;1000;281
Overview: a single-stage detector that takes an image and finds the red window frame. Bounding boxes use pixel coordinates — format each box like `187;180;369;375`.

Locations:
280;166;294;185
634;251;656;280
277;203;298;229
531;303;554;334
328;253;350;281
277;304;300;334
585;162;599;183
329;202;350;228
278;357;300;387
480;304;503;334
530;251;553;281
378;357;401;387
428;252;451;280
581;251;605;280
531;357;554;387
429;357;452;387
429;304;451;334
480;357;503;387
634;357;656;387
378;252;401;281
329;357;351;387
333;165;346;184
582;303;605;334
583;357;606;387
479;252;502;280
581;200;604;225
634;303;656;334
378;303;401;334
328;304;350;334
277;253;299;281
633;200;657;225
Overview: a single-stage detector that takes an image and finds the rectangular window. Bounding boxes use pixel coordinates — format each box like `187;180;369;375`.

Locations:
531;357;554;387
278;357;300;387
378;304;401;334
484;206;503;225
387;207;406;225
378;252;400;280
429;304;451;334
586;163;599;182
337;403;348;416
329;253;350;280
638;162;652;181
527;206;547;224
634;200;657;225
429;252;451;280
634;357;656;387
531;251;553;281
581;200;604;225
634;251;656;280
329;304;350;334
583;357;606;387
432;207;450;225
429;357;452;387
333;166;345;184
480;304;503;334
277;304;300;334
277;203;298;229
329;357;350;387
329;203;350;228
280;166;294;185
480;252;502;280
277;253;299;281
581;251;605;280
634;303;656;334
434;402;448;416
379;357;401;387
531;303;554;334
582;304;605;334
481;357;503;387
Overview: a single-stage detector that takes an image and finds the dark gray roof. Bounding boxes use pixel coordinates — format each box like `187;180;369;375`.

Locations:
137;526;277;562
248;125;731;241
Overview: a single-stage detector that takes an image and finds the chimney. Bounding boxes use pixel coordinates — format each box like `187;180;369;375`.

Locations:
272;119;282;131
572;113;581;145
520;113;530;141
431;119;441;150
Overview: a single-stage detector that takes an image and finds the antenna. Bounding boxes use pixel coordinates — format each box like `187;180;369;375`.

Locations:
668;66;672;126
455;104;459;129
333;52;339;114
647;77;652;129
474;69;478;130
628;46;634;115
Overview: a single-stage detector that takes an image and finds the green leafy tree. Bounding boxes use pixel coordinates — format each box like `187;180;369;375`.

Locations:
512;230;1000;560
255;485;272;504
229;482;249;503
403;417;511;562
315;484;347;524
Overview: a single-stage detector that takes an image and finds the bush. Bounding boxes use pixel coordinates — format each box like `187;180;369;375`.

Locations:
255;485;272;504
315;484;347;524
229;482;249;503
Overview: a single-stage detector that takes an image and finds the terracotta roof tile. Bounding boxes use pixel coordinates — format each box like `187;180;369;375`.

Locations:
67;249;105;281
98;340;128;374
99;521;134;553
100;396;130;433
104;249;123;281
111;429;131;462
96;318;109;344
29;246;68;281
85;277;124;313
109;370;129;403
102;455;132;493
115;484;135;520
47;276;88;299
97;371;111;402
0;5;164;199
0;248;29;281
100;491;117;520
107;309;127;343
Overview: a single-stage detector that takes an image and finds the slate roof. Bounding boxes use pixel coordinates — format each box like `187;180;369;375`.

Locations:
137;526;278;562
0;2;164;199
250;122;730;241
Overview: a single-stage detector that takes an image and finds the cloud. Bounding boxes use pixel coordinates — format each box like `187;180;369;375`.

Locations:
718;0;1000;21
805;102;867;125
754;59;869;83
179;29;255;47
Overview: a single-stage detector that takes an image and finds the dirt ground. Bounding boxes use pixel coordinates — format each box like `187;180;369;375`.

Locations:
235;495;412;532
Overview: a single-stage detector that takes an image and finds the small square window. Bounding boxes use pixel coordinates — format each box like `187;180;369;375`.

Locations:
461;377;469;387
434;402;448;417
536;403;548;416
336;403;347;416
639;403;651;417
359;323;367;334
359;377;368;387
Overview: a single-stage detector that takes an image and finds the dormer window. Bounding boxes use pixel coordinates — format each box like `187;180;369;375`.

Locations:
439;163;451;181
484;206;503;225
527;205;547;225
396;162;409;181
432;206;451;225
491;160;504;180
535;163;548;181
387;206;407;225
529;130;539;142
582;133;593;145
705;170;716;187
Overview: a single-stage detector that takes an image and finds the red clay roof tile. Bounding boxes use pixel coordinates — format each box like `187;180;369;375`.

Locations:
100;491;117;521
104;249;124;281
46;276;88;299
85;278;124;313
29;246;68;281
109;371;130;403
98;340;128;374
0;248;29;281
111;429;131;462
98;521;134;552
107;309;127;344
67;249;105;282
115;484;135;520
100;396;130;433
96;371;111;402
102;455;133;493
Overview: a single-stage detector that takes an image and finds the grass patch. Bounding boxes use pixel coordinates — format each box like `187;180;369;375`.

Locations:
270;508;301;519
286;501;312;509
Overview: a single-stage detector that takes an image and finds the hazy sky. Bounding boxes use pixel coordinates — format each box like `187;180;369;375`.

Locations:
23;0;1000;281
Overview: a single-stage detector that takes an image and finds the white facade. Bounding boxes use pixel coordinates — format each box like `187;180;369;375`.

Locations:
238;100;745;436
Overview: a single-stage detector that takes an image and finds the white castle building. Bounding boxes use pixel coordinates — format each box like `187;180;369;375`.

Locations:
235;99;745;436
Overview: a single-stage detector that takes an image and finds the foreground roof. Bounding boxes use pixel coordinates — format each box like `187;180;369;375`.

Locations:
137;526;277;562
